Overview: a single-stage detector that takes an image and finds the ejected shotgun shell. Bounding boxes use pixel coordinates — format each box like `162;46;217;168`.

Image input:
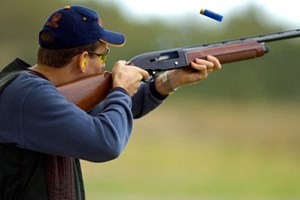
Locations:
200;9;223;22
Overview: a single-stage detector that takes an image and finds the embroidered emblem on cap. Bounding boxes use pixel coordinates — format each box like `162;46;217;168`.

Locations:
45;13;61;28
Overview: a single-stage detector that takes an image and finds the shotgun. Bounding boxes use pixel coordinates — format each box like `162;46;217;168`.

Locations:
57;28;300;111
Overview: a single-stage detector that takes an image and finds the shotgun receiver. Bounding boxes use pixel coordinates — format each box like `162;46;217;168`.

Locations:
57;29;300;111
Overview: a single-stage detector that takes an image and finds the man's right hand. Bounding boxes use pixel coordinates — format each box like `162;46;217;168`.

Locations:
111;60;149;96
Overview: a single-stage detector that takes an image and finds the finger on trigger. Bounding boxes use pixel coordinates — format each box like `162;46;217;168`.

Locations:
136;67;150;80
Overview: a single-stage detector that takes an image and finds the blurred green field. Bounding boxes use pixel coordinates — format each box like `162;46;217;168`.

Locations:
81;100;300;200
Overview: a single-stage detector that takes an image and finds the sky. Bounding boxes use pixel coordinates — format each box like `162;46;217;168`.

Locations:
112;0;299;29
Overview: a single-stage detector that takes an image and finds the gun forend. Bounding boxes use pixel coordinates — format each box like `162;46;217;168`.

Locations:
185;41;268;64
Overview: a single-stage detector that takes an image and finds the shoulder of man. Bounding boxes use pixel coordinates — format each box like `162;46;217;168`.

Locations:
0;58;31;92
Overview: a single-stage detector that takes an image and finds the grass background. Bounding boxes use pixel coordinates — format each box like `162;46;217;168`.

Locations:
81;99;300;199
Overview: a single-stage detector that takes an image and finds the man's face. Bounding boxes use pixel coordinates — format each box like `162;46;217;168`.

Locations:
85;43;109;75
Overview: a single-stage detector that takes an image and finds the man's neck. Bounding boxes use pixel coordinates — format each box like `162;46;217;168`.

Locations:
29;64;80;86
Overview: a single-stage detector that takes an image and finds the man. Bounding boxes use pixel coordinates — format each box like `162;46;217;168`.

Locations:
0;5;221;199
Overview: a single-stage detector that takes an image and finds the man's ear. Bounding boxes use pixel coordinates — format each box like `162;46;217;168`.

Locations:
79;51;88;72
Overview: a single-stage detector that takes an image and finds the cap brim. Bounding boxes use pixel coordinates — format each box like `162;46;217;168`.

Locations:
100;29;126;47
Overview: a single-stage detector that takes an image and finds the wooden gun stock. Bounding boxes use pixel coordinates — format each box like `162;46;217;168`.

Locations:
57;72;112;112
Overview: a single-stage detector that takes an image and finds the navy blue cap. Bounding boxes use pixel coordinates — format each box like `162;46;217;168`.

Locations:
39;5;126;49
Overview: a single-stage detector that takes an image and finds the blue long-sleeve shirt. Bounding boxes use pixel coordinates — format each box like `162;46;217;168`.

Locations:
0;58;168;199
0;71;165;162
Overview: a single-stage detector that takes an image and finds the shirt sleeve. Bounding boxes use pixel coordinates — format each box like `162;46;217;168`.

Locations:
131;78;167;119
19;77;133;162
90;78;168;119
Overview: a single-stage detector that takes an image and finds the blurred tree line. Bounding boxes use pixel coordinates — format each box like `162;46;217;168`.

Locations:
0;0;299;102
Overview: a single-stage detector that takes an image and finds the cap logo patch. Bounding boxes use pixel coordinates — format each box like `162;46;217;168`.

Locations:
45;13;61;28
